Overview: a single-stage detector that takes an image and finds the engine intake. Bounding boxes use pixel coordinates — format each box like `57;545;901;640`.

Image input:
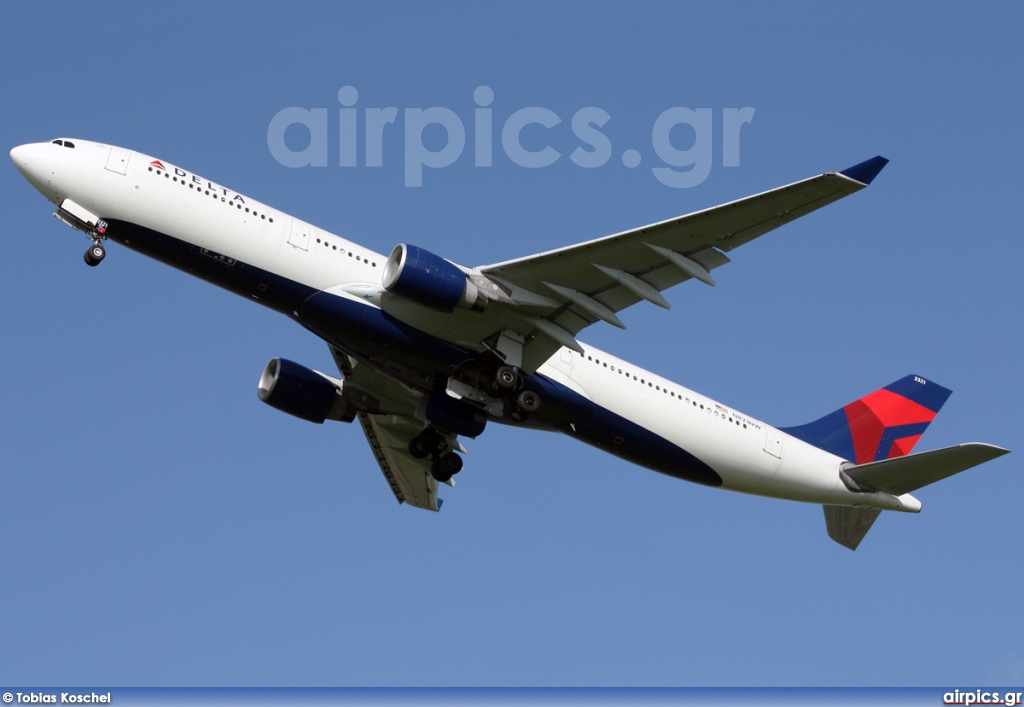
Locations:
383;243;486;312
257;358;354;423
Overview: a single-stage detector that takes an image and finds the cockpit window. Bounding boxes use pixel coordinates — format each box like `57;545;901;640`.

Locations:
52;139;63;146
50;139;75;148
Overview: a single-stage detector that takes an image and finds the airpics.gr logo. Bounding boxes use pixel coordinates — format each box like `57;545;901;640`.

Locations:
943;690;1024;706
267;86;755;188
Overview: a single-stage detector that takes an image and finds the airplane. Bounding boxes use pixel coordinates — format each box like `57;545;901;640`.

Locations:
10;138;1009;550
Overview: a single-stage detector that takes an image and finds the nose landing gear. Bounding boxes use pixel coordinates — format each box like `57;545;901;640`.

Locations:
84;241;106;267
83;221;109;267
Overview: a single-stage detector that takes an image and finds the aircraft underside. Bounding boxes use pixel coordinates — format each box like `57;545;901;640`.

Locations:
107;217;723;487
11;138;1008;549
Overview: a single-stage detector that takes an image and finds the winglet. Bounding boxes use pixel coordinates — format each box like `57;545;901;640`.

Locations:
839;156;889;185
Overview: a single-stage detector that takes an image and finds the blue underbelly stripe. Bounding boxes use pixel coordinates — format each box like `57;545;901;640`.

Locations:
105;218;722;488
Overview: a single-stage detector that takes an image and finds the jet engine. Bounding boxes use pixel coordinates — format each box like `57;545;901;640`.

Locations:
257;358;354;423
382;243;487;312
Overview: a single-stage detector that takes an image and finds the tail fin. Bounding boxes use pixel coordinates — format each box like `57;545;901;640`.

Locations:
823;506;881;551
786;376;1011;551
781;375;952;464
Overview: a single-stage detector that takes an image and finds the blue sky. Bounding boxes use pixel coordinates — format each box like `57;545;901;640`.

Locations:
1;1;1021;687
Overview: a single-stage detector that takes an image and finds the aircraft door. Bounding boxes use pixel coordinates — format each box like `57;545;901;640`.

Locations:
763;425;783;459
105;146;131;175
288;219;310;250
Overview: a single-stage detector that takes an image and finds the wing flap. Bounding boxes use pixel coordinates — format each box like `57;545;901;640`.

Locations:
844;443;1010;496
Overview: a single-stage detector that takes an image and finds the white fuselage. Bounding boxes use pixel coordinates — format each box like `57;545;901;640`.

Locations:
10;138;920;513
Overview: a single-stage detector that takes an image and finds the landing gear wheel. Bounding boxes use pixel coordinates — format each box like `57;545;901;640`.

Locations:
516;390;541;414
494;365;518;390
422;428;446;456
408;435;429;459
84;243;105;267
410;428;447;460
430;451;463;482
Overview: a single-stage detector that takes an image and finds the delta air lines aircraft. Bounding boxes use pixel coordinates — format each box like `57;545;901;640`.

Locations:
10;138;1009;549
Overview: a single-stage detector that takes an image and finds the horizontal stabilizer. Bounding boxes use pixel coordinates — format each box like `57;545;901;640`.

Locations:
824;505;882;551
843;443;1010;496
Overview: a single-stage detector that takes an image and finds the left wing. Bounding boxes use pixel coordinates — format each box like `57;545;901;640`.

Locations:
475;157;888;370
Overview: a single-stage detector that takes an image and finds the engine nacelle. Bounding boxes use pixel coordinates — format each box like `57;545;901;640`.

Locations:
257;358;354;424
382;243;487;312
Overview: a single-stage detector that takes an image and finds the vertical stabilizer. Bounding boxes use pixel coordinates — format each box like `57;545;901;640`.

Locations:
782;375;952;464
823;506;882;550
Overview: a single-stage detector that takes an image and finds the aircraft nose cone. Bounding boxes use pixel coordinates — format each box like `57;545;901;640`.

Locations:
10;143;31;172
10;142;54;197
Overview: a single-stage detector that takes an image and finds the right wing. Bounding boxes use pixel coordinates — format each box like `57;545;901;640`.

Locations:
358;412;442;511
327;345;456;512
